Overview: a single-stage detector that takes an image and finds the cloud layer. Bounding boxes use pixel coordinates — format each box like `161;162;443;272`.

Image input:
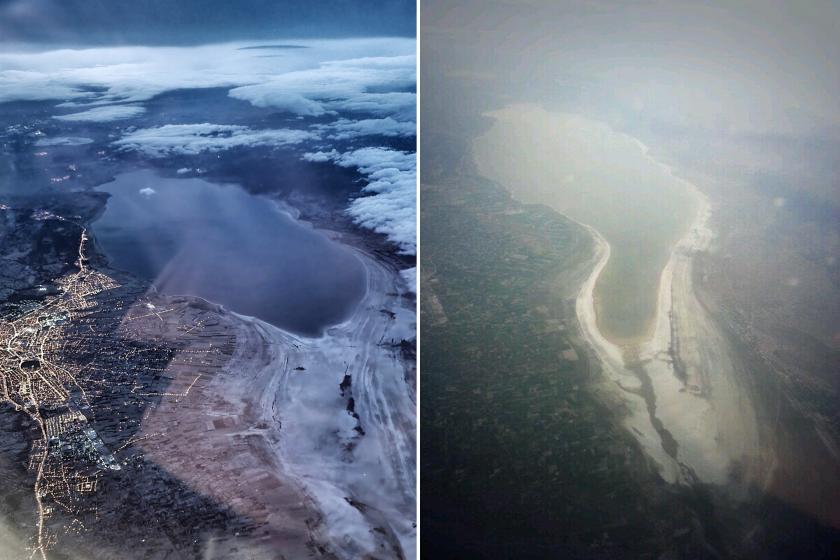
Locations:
113;124;316;157
306;148;416;255
53;104;145;122
314;117;416;140
0;39;414;112
329;92;415;121
228;54;416;119
34;136;92;146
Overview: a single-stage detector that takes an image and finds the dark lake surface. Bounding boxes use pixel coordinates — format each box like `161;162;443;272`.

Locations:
92;169;366;336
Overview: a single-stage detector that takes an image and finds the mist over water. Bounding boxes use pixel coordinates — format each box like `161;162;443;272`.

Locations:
423;2;840;556
474;105;697;342
92;169;366;336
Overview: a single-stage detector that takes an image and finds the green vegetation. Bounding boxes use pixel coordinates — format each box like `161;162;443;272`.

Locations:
421;176;698;557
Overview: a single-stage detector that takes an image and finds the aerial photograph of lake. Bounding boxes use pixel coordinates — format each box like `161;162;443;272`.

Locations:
421;1;840;559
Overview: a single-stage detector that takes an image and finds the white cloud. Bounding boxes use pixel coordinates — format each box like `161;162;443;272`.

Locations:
314;117;415;140
34;136;93;146
309;147;416;255
0;70;84;103
53;104;145;122
138;187;156;197
0;39;416;121
228;55;416;118
113;123;316;157
302;150;339;162
231;92;326;116
329;92;416;121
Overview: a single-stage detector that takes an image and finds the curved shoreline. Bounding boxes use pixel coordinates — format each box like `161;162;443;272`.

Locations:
573;219;682;482
473;106;762;487
572;174;762;486
574;223;624;371
98;187;417;557
227;245;417;558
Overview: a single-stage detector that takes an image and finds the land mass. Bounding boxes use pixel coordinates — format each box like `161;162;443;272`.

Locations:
0;186;416;559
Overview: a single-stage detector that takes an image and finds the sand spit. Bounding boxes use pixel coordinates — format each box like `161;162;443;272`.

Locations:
575;224;681;482
224;249;416;558
473;105;764;489
576;185;763;489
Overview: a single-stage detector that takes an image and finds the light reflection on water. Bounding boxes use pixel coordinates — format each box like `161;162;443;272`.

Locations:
92;169;366;337
474;105;698;342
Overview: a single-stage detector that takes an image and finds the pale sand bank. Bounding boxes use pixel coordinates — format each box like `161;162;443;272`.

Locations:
474;105;697;342
576;181;764;488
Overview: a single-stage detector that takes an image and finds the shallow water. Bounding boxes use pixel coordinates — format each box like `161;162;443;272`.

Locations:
474;104;697;342
92;169;366;336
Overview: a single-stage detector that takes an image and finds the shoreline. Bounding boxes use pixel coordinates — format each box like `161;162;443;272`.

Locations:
473;107;702;351
573;220;682;482
469;108;759;487
87;181;417;557
573;176;754;486
133;242;417;559
577;172;763;487
222;243;417;558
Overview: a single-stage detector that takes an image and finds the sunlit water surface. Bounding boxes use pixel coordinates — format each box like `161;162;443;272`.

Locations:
474;105;698;342
92;169;366;336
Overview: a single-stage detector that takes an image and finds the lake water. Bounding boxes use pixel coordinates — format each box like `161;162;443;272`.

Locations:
92;169;366;337
474;104;698;342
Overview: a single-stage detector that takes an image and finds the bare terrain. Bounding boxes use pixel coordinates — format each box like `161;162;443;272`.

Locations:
0;190;416;560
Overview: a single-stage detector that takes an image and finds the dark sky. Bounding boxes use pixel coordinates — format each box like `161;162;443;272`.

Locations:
0;0;415;45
